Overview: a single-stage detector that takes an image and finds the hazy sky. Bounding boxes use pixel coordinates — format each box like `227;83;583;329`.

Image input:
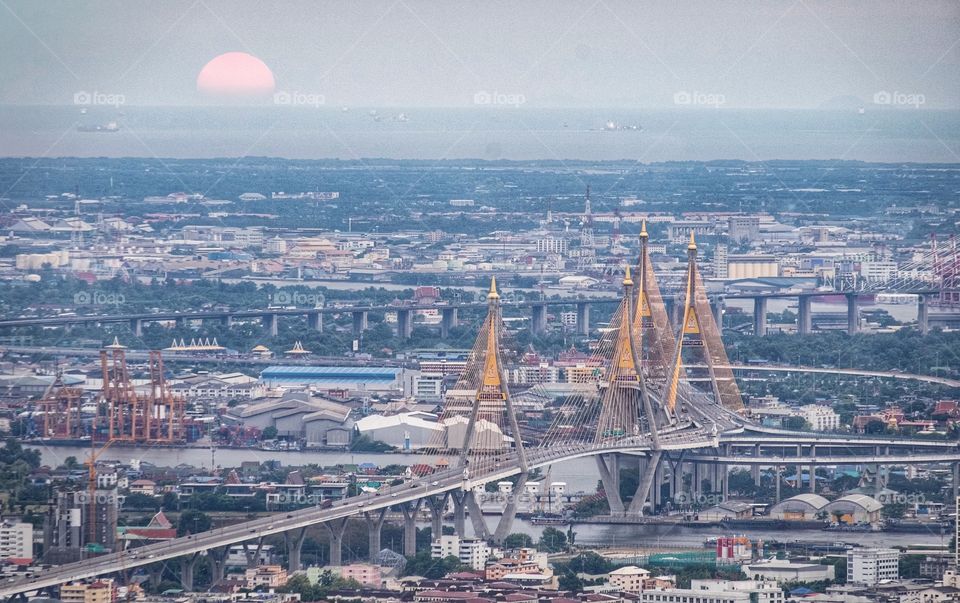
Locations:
2;0;959;109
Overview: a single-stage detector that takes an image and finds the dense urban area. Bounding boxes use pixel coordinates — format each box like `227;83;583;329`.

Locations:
0;157;958;603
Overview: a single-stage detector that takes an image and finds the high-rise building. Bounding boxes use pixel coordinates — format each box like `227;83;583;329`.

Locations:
714;244;729;279
431;535;492;571
44;490;119;563
847;547;899;585
728;215;760;243
0;521;32;560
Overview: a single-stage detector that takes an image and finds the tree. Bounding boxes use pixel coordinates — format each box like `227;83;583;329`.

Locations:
783;416;809;431
123;493;160;511
177;510;212;536
537;527;567;553
503;533;534;549
161;491;179;511
262;426;278;440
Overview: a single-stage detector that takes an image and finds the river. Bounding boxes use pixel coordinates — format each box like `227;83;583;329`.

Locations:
27;444;944;549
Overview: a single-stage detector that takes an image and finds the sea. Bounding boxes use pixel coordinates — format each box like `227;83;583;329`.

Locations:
1;105;959;162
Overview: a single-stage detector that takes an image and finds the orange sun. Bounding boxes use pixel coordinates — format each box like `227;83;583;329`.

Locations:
197;52;275;98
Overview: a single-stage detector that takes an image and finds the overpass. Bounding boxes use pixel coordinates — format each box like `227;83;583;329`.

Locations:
0;287;948;339
1;415;956;598
2;235;956;598
0;296;617;338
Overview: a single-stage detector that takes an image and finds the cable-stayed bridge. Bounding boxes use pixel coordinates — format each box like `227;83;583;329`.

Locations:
2;226;958;600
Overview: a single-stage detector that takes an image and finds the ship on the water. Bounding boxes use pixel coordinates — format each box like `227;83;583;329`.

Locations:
77;121;120;132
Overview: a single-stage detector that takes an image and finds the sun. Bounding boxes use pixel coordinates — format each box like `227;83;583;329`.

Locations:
197;52;275;99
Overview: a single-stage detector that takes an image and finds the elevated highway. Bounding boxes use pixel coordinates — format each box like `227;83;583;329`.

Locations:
1;416;956;599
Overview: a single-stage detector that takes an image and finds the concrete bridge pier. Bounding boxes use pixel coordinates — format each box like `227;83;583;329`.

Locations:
262;313;279;337
365;508;388;562
596;454;625;515
710;296;724;331
798;295;813;335
721;464;729;500
326;517;350;567
753;297;767;336
494;472;528;543
810;465;817;493
752;464;761;486
307;311;323;332
425;494;448;539
175;317;185;328
918;295;930;335
149;566;163;589
401;500;423;557
208;546;229;587
130;318;143;337
953;463;959;504
220;315;232;327
179;551;201;591
242;537;265;568
465;492;490;540
285;527;308;573
653;460;664;509
628;451;662;516
451;491;468;537
775;466;782;503
352;311;368;336
846;293;859;335
396;310;413;339
440;308;458;338
531;304;547;335
576;302;591;335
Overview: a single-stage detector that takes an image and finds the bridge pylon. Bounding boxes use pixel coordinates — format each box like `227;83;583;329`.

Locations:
632;220;679;421
594;266;662;449
665;234;745;414
427;277;529;542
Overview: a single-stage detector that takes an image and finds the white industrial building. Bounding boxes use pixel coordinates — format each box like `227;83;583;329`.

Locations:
640;579;784;603
223;392;353;448
353;412;443;451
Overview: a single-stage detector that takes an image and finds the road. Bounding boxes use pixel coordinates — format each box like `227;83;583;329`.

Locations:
3;412;957;598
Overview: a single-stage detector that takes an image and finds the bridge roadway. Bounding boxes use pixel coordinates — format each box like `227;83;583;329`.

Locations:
0;286;940;330
0;297;617;329
0;425;705;599
2;411;957;599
